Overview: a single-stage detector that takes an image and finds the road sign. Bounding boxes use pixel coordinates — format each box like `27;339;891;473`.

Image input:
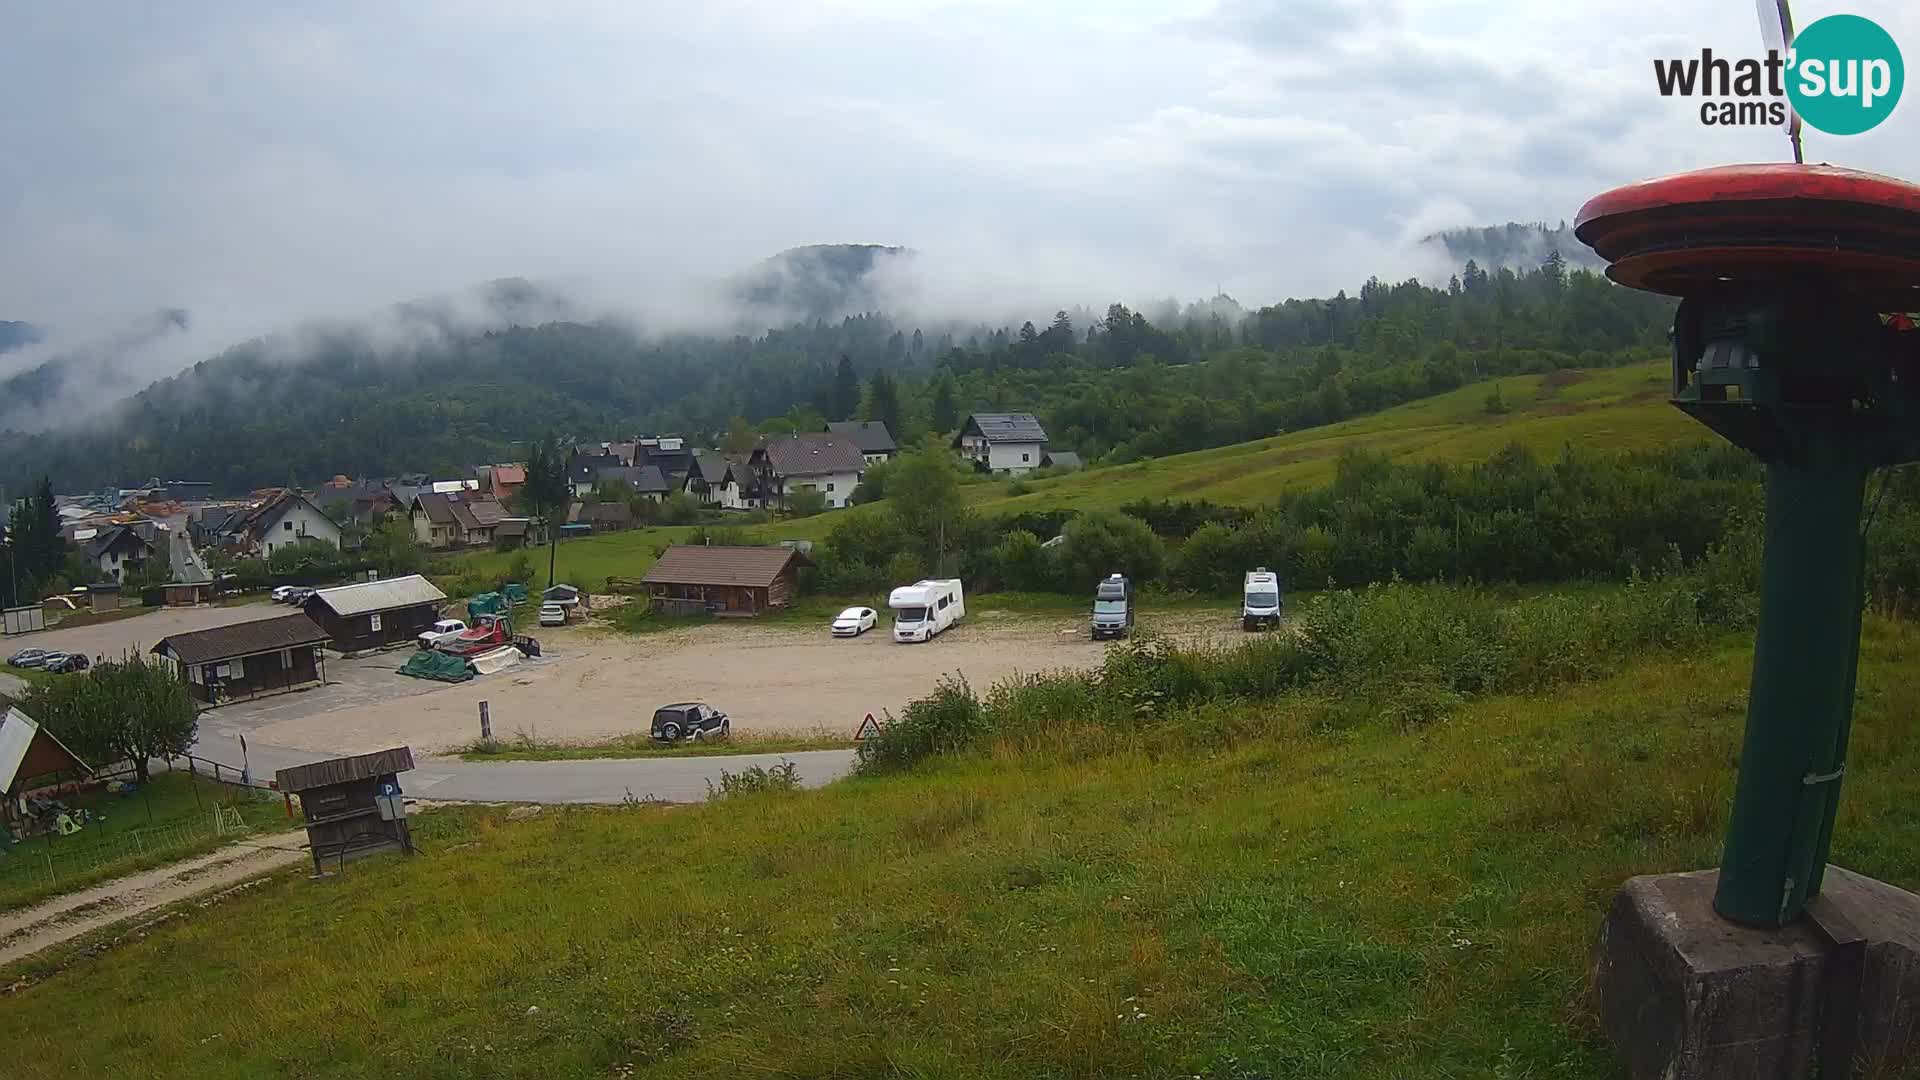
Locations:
855;713;882;741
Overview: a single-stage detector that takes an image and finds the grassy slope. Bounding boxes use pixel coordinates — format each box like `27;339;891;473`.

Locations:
5;618;1917;1079
974;360;1697;514
453;361;1696;594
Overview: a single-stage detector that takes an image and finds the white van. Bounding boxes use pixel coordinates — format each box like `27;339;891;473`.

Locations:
1243;568;1283;631
889;579;966;643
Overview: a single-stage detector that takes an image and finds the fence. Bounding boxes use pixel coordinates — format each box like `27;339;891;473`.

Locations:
4;805;255;894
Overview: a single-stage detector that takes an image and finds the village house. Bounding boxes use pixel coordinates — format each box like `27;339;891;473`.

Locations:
1042;450;1084;471
749;433;866;510
595;464;673;502
218;491;343;558
485;463;527;504
682;449;731;505
85;525;156;583
409;492;506;549
953;412;1050;476
635;437;694;484
569;451;626;498
640;544;811;616
826;420;898;464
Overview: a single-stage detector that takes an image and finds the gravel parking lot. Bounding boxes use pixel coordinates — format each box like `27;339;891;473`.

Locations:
7;601;288;663
242;611;1240;756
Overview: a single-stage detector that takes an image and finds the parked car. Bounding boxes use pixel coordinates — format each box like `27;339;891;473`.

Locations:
271;585;296;603
6;648;50;668
417;618;468;649
539;602;567;627
651;702;730;742
45;653;91;674
831;606;878;637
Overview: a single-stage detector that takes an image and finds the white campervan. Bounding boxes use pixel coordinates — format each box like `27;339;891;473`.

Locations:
889;579;966;643
1243;567;1283;631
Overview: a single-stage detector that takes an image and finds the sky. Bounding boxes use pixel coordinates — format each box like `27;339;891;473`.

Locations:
1;0;1917;391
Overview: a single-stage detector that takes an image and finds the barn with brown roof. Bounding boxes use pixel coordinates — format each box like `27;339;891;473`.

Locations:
640;544;812;616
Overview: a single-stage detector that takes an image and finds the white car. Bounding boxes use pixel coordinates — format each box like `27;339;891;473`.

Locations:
539;602;568;627
831;606;878;637
271;585;296;603
417;618;467;648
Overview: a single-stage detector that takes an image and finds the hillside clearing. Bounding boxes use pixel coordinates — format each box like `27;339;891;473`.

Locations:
5;615;1916;1079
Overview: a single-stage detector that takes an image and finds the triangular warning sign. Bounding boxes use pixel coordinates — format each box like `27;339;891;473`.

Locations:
855;713;882;741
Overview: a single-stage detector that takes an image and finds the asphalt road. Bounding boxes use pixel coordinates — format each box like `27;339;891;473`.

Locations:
186;726;857;804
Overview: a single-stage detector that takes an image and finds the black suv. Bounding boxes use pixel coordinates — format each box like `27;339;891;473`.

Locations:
651;702;730;742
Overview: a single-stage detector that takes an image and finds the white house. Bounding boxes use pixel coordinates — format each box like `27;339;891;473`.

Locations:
953;412;1049;476
825;420;898;464
85;525;156;583
218;491;342;558
750;433;866;510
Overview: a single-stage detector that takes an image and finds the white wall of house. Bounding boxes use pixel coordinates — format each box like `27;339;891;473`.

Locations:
718;479;755;511
985;441;1043;476
785;469;864;509
263;501;343;557
861;451;891;464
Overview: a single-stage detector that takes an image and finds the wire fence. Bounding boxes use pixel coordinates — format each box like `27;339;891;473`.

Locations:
9;804;257;893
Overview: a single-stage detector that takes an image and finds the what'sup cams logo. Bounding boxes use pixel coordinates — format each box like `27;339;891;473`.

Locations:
1655;13;1903;135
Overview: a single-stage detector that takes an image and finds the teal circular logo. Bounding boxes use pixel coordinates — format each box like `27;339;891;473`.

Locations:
1786;14;1904;136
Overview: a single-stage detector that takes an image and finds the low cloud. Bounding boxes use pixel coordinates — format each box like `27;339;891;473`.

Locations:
2;0;1916;428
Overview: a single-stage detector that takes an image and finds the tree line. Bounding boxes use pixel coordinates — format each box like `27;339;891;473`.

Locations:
810;439;1920;614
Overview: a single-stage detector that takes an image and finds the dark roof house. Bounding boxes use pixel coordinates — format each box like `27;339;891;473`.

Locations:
570;452;626;489
955;412;1048;444
151;613;332;704
826;420;898;457
1042;450;1084;470
752;434;868;479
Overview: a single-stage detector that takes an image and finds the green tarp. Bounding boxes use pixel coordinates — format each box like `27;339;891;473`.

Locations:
502;583;529;604
467;592;505;619
397;650;473;683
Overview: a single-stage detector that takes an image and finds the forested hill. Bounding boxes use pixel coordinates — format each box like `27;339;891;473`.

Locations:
0;257;1675;495
1426;222;1602;271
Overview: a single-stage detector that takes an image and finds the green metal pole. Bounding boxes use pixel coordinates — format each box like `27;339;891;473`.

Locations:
1714;441;1870;928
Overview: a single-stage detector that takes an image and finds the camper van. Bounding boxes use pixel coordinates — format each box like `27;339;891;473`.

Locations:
1243;568;1283;631
889;579;966;643
1090;573;1133;640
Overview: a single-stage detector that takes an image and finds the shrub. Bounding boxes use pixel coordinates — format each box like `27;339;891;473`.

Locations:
1054;511;1165;593
855;675;986;774
706;760;800;798
785;490;829;518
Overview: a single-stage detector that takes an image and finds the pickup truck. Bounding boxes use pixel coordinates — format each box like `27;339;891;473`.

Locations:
417;618;468;649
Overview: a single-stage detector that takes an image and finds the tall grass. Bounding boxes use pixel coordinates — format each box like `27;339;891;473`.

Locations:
857;573;1740;774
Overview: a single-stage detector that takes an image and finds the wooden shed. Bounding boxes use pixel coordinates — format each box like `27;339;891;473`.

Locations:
640;544;811;616
301;575;448;653
275;746;416;875
151;613;331;705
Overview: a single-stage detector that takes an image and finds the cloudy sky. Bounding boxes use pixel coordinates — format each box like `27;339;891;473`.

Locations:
2;0;1916;372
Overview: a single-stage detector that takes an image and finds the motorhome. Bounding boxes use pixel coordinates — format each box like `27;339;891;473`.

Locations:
1090;573;1133;640
889;578;965;642
1243;568;1283;631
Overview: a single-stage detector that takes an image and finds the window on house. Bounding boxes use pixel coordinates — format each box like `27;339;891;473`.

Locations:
1022;453;1031;462
826;482;835;492
284;521;293;531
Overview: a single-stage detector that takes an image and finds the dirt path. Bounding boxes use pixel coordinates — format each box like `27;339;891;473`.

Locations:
0;836;309;969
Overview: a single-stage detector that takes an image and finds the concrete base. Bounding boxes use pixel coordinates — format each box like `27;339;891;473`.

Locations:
1594;866;1920;1080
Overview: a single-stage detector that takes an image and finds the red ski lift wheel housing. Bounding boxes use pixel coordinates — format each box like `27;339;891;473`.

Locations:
1574;163;1920;309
